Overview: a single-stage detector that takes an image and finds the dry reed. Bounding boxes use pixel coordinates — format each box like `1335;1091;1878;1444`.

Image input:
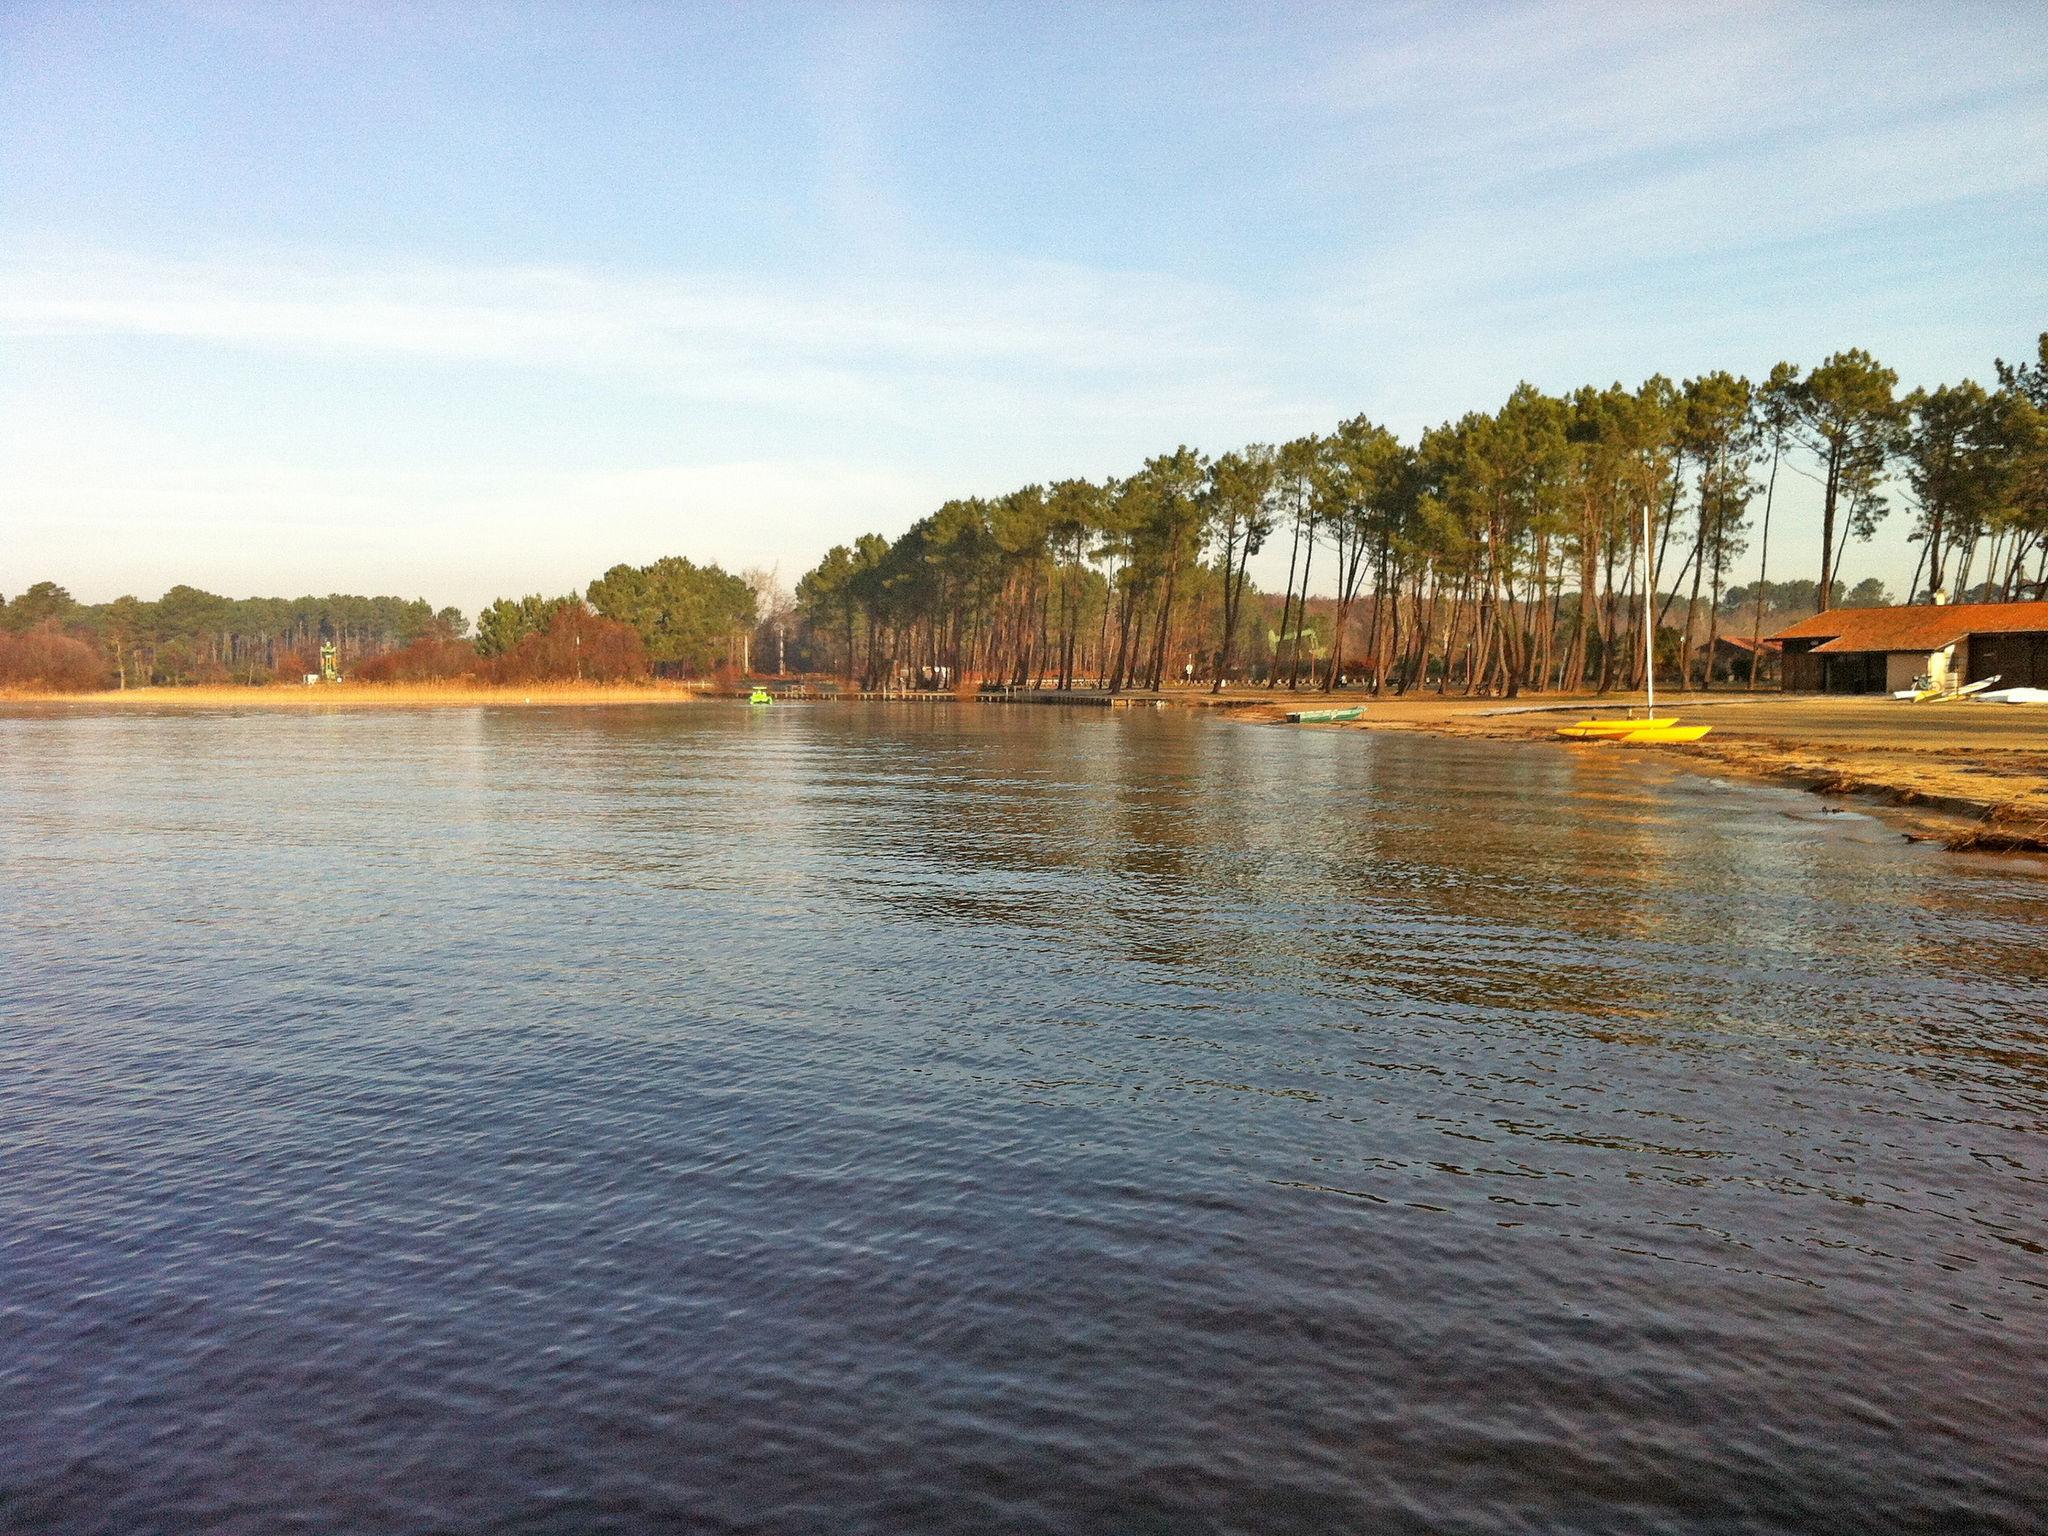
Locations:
5;681;711;709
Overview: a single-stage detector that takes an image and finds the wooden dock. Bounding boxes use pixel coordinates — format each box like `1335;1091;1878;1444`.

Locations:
793;687;1191;708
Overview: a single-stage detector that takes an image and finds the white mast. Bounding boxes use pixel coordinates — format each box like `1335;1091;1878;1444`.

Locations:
1643;499;1656;716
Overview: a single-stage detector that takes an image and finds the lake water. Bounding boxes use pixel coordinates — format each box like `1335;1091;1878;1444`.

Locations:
3;704;2045;1534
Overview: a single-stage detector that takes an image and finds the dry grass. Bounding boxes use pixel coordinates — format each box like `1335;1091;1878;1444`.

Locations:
4;681;711;709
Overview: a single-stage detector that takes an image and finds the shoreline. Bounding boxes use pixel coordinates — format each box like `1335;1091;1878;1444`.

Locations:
0;681;712;709
10;681;2046;855
1234;693;2048;855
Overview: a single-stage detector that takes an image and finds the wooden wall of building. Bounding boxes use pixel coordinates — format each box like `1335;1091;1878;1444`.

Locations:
1968;633;2048;688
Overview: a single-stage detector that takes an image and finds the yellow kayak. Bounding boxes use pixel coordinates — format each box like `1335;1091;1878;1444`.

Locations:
1556;718;1676;739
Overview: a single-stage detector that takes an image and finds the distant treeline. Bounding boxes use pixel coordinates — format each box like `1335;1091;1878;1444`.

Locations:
7;336;2043;696
787;335;2047;695
0;557;759;691
0;584;466;690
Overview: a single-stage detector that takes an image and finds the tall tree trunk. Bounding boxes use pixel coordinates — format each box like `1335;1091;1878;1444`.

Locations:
1214;536;1254;695
1361;546;1389;695
1465;574;1493;697
1597;532;1621;694
1289;528;1317;689
1114;581;1146;696
1403;564;1437;695
1496;568;1526;698
1817;445;1842;610
1096;569;1117;688
1748;441;1780;689
1704;518;1726;691
1435;580;1465;695
1567;506;1599;691
1537;543;1561;690
1211;516;1242;695
2008;534;2035;601
1830;492;1858;604
1034;576;1051;687
1618;518;1642;691
1679;473;1710;691
1384;571;1405;694
1148;564;1180;691
1272;516;1303;690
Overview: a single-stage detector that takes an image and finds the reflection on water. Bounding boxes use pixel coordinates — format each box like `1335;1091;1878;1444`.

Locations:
3;704;2045;1534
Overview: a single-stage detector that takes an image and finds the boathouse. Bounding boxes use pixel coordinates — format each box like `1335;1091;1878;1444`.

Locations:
1768;599;2048;693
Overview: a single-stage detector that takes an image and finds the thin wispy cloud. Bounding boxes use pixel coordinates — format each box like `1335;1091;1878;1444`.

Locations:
1323;1;2047;180
0;246;1336;460
1;1;2041;608
1316;4;2047;315
0;251;1196;368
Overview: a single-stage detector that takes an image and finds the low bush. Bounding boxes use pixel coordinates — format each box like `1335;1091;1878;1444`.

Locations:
484;608;649;684
352;637;479;683
0;627;110;691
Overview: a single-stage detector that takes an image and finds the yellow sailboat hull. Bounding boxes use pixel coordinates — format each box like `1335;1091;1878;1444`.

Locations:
1614;724;1712;742
1556;718;1677;739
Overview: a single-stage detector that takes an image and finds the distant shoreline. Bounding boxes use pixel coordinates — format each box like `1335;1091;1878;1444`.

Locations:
0;681;712;709
8;682;2044;855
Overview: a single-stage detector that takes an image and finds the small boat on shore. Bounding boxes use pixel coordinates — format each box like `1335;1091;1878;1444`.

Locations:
1931;675;2000;701
1557;718;1710;743
1897;675;2000;701
1552;507;1712;745
1287;706;1365;723
1555;718;1677;739
1612;724;1712;743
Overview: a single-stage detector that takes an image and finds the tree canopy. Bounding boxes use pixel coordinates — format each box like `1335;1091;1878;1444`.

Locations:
586;557;756;673
786;333;2047;696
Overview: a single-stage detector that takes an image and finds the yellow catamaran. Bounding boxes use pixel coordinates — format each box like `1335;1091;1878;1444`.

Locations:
1555;718;1676;739
1557;501;1711;745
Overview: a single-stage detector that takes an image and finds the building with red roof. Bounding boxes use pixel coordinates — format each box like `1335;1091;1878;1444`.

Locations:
1768;600;2048;693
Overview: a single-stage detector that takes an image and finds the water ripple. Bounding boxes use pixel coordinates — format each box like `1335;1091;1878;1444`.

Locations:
3;705;2046;1534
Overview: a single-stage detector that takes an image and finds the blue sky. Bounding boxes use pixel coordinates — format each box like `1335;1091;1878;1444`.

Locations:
3;1;2044;615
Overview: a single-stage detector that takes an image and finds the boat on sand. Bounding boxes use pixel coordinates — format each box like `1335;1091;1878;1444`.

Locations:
1611;724;1712;743
1555;718;1677;739
1554;516;1710;744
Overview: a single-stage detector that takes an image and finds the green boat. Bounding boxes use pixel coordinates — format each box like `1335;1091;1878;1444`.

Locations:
748;687;774;705
1286;706;1364;723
